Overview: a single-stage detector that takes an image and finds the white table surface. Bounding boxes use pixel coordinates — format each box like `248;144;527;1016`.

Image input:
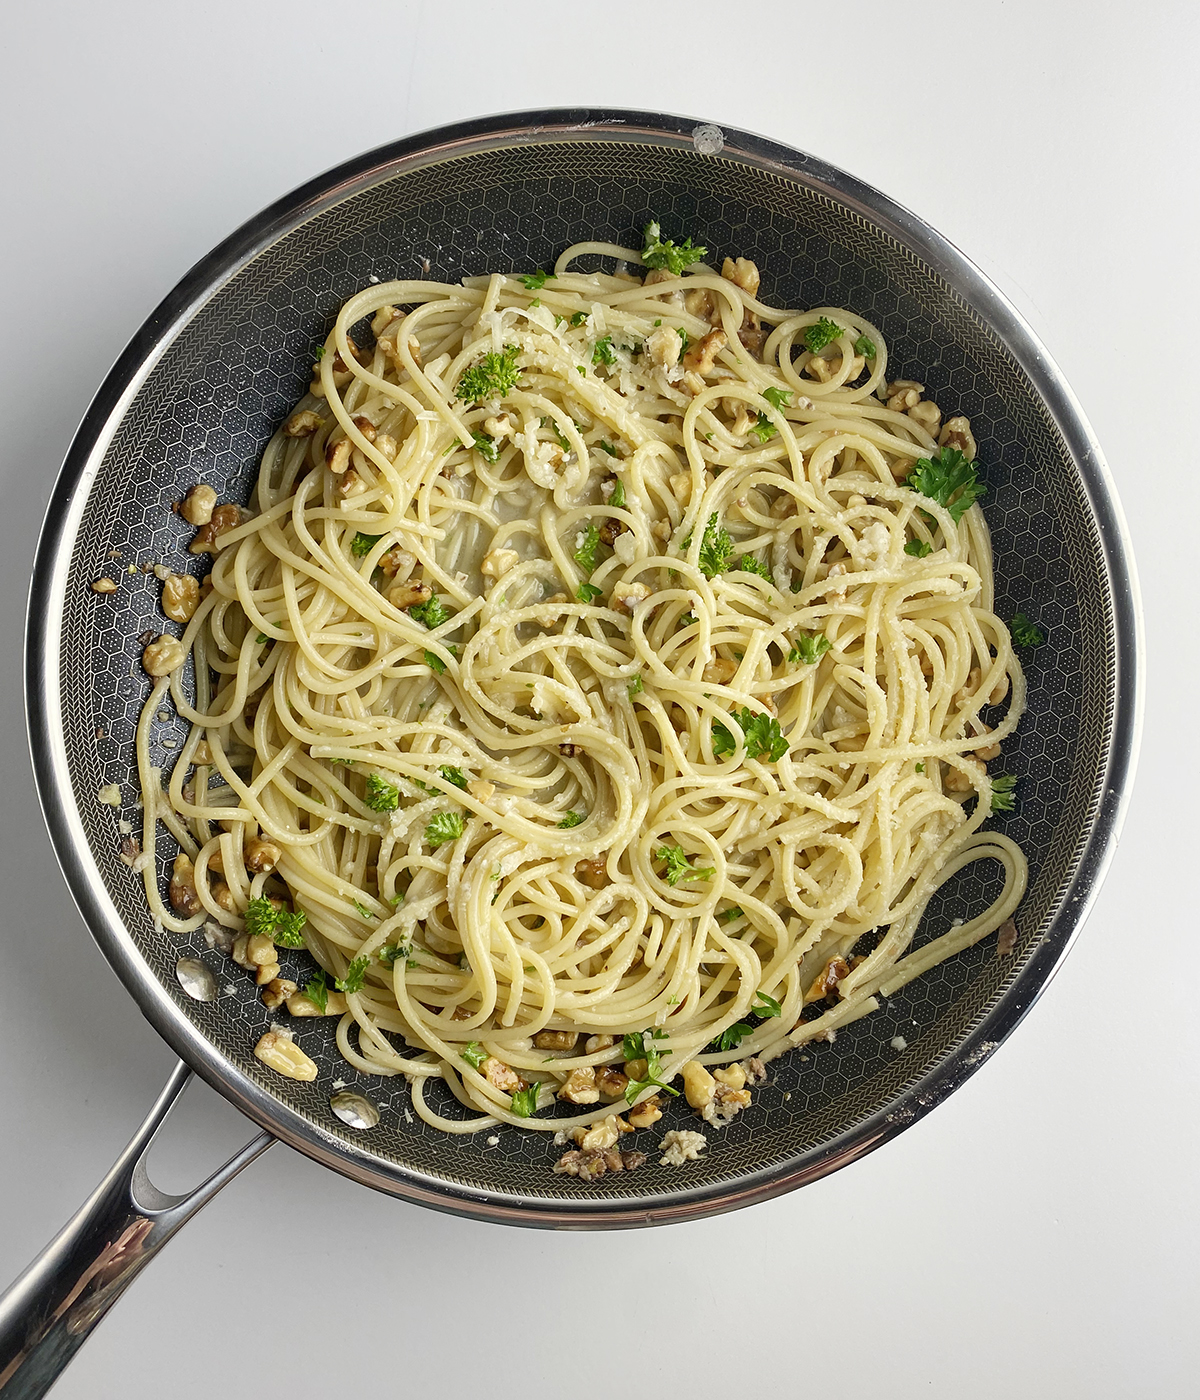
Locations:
2;2;1196;1396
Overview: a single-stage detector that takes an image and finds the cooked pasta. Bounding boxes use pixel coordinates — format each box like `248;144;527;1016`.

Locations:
136;227;1028;1137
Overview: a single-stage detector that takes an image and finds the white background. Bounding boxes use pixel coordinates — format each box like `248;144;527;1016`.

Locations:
1;2;1197;1397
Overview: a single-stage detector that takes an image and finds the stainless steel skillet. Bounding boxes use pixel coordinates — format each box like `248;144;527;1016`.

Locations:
4;108;1141;1397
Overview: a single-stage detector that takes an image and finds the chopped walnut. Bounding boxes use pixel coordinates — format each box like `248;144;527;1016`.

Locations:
713;1062;746;1090
611;581;650;614
646;324;683;369
702;657;737;684
481;548;520;580
558;1066;601;1104
740;1057;767;1085
627;1095;663;1129
804;956;850;1003
558;743;582;757
467;779;495;801
351;414;376;443
282;409;323;438
996;918;1018;956
975;725;1002;761
701;1082;752;1123
324;438;352;476
386;579;432;610
886;379;925;411
944;758;985;793
179;483;217;526
483;413;514;440
188;503;240;556
482;1057;522;1093
244;836;282;873
553;1147;646;1180
681;1060;716;1110
142;635;186;677
939;415;977;461
260;977;297;1011
908;400;941;436
682;328;726;375
721;256;761;297
161;573;200;624
572;1113;626;1152
534;1030;579;1051
683;288;715;322
168;853;200;916
598;516;626;547
584;1034;615;1054
91;576;118;594
594;1066;629;1101
371;304;399;336
575;856;608;889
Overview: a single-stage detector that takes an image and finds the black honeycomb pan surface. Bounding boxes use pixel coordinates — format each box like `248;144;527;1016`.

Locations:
43;120;1121;1211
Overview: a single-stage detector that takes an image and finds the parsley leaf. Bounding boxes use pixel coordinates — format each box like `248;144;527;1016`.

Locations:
714;707;789;763
592;336;617;368
577;582;604;603
627;673;643;697
302;969;327;1013
803;318;844;353
335;955;370;993
598;440;619;457
439;765;468;790
753;990;782;1019
719;906;743;923
461;1042;488;1070
541;416;571;450
916;761;926;774
425;649;446;674
854;333;877;359
378;942;412;966
521;270;554;290
990;774;1018;813
509;1082;541;1117
244;896;307;948
569;310;588;328
471;431;499;463
904;447;986;522
557;811;586;828
677;612;698;630
694;512;733;579
905;539;933;558
711;1022;754;1052
788;631;832;666
762;386;791;411
352;899;375;920
1010;613;1045;648
621;1029;680;1105
409;594;450;629
655;844;715;886
609;477;626;508
676;327;690;355
425;810;465;848
737;554;772;579
574;523;601;573
750;413;778;443
456;345;520;403
641;220;707;276
351;532;384;558
365;773;400;812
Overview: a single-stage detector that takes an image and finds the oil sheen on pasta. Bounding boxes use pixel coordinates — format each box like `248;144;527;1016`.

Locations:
137;235;1028;1135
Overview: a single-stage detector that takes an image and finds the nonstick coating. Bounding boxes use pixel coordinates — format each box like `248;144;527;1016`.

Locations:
26;110;1140;1227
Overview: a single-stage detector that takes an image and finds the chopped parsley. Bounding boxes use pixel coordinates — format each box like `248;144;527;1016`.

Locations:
655;844;715;886
676;326;690;355
753;990;782;1019
378;942;413;966
351;531;384;558
302;969;327;1013
569;310;588;328
364;773;400;812
598;440;619;457
627;673;644;697
803;318;845;353
409;594;450;629
439;765;468;790
677;612;698;629
737;554;772;579
456;345;520;403
788;631;832;666
541;416;571;450
521;269;555;290
641;220;707;276
693;512;733;579
425;650;446;674
352;900;375;920
461;1042;488;1071
509;1081;541;1117
916;761;926;774
762;386;792;411
592;336;617;368
1010;613;1045;648
719;906;744;924
573;523;601;573
904;447;986;522
557;811;586;828
853;333;877;359
244;896;307;948
577;582;604;603
905;539;933;558
712;707;789;763
609;477;626;508
335;955;370;994
990;774;1018;813
425;810;466;848
750;413;778;443
470;431;499;463
711;1021;755;1052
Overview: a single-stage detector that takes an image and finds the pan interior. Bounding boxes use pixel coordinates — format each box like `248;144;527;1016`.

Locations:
48;125;1116;1211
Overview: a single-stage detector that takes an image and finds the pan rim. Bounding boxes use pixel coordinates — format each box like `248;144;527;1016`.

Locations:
24;106;1143;1228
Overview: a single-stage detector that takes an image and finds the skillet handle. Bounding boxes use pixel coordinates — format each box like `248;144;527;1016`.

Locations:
0;1061;272;1398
